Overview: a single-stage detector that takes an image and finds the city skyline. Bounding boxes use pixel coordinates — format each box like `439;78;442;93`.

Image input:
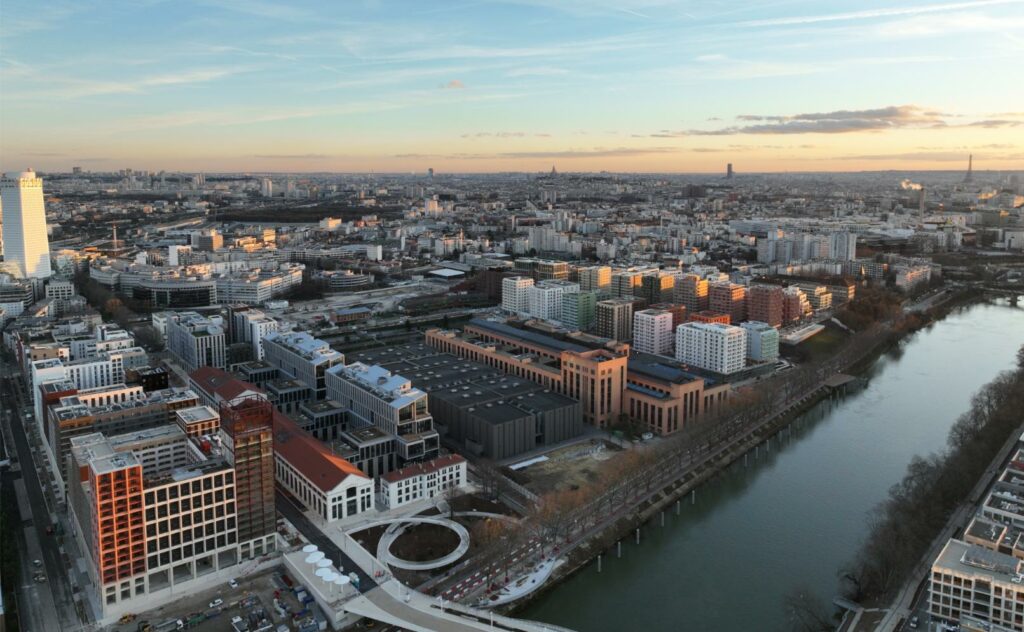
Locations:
2;0;1023;173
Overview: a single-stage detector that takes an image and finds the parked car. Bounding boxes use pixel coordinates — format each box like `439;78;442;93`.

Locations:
209;598;224;608
32;559;42;567
908;616;919;629
228;578;238;589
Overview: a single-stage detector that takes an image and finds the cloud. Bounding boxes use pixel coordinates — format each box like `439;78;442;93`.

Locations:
252;154;332;159
962;119;1023;128
840;151;1019;161
441;79;465;89
460;131;528;138
684;105;947;135
506;66;569;77
735;0;1019;28
14;67;243;99
394;147;678;160
695;54;726;62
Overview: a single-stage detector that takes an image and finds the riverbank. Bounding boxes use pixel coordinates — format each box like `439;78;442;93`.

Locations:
508;288;987;618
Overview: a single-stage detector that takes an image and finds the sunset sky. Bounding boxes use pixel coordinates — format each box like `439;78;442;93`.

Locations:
2;0;1023;173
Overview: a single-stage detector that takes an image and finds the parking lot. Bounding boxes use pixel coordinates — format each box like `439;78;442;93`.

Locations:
108;566;316;632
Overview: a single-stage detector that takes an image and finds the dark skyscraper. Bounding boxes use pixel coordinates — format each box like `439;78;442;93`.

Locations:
726;163;734;179
965;154;973;182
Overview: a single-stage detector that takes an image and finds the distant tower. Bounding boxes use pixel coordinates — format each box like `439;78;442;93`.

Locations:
0;169;52;280
428;167;434;179
964;154;973;183
550;165;558;177
726;163;734;179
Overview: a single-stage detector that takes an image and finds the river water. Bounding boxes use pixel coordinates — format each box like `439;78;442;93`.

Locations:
521;299;1024;632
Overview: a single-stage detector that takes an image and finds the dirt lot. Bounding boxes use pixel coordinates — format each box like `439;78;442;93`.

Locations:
390;523;460;562
510;439;623;495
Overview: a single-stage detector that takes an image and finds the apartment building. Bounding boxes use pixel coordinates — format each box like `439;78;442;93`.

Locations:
929;539;1024;631
674;274;709;313
709;282;748;325
561;291;597;331
740;321;780;362
527;279;579;322
501;276;534;316
633;309;675;356
596;298;634;342
675;322;747;375
747;285;784;328
379;454;467;510
577;265;611;294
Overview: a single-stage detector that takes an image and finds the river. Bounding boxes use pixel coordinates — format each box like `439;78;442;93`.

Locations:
521;299;1024;632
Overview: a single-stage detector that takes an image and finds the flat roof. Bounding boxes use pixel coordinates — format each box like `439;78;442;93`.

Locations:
468;319;587;353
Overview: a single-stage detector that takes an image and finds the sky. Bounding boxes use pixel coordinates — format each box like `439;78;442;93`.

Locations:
1;0;1023;174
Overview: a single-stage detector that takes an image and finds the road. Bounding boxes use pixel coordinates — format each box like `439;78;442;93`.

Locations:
0;365;84;630
274;487;378;592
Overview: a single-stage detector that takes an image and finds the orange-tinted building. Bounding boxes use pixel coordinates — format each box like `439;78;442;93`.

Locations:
747;284;784;328
709;282;747;324
689;310;731;325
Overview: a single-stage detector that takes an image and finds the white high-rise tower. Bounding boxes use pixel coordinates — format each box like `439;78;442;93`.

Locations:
1;170;52;280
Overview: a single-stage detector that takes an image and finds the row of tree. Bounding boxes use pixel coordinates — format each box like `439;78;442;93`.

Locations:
840;345;1024;603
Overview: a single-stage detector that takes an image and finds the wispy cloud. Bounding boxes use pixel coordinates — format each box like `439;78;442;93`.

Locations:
441;79;466;89
736;0;1021;28
12;67;244;99
842;150;1022;161
252;154;332;160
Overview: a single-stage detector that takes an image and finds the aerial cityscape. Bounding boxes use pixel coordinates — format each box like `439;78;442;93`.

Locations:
1;2;1023;632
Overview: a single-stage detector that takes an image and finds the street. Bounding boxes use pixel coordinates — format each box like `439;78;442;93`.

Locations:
0;362;87;631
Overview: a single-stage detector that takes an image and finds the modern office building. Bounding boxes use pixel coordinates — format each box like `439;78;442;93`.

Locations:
427;319;630;428
624;358;730;437
747;284;784;328
353;342;584;460
501;276;534;316
675;322;747;374
166;312;226;373
740;321;780;362
596;298;634;342
1;169;52;280
67;423;241;617
561;290;597;331
326;362;440;464
709;282;747;325
633;309;675;356
262;331;345;400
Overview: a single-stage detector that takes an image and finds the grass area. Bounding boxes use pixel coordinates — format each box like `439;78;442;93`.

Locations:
509;440;623;496
785;323;851;364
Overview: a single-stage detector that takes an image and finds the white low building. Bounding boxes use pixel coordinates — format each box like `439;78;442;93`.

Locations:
379;454;467;510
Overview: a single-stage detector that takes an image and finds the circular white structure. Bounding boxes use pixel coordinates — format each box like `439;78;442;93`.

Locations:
315;568;332;579
302;544;319;554
322;571;338;583
374;517;472;571
316;559;333;569
305;552;324;565
335;575;350;586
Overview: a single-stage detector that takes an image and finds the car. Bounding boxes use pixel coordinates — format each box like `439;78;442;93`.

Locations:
32;559;42;567
34;573;47;583
209;598;224;608
908;615;919;629
228;578;238;589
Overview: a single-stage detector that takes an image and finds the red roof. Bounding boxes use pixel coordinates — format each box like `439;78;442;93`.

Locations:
189;367;262;403
188;367;366;493
272;411;367;492
381;454;466;484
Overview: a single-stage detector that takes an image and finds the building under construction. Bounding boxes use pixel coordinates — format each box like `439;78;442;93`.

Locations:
219;396;277;559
